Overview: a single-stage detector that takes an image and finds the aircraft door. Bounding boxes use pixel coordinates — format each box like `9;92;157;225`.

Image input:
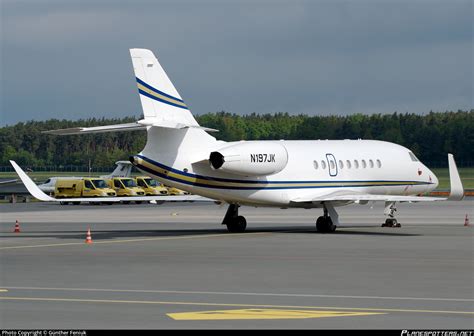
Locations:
326;154;338;177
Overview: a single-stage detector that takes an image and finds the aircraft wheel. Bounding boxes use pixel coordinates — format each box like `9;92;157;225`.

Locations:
226;216;247;233
316;216;336;233
382;218;401;228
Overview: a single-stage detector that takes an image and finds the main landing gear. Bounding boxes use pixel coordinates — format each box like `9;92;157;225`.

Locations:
382;201;401;227
316;204;337;233
222;204;247;233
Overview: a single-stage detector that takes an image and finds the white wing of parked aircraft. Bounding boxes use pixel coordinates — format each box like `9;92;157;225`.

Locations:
10;161;211;203
14;48;465;233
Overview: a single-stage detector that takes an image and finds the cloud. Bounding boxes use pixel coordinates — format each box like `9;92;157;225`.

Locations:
0;0;472;125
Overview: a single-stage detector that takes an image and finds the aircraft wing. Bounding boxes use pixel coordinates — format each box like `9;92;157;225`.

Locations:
291;192;445;204
10;160;213;203
0;179;18;185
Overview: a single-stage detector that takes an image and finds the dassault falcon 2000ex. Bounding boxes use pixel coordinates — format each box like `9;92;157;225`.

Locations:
11;48;465;233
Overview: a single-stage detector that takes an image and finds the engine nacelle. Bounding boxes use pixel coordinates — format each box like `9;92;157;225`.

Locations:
209;142;288;176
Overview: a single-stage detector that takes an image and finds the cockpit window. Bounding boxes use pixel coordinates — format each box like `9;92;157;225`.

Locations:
408;152;419;162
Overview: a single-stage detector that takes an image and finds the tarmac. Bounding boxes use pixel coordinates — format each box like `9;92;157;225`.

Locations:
0;200;473;329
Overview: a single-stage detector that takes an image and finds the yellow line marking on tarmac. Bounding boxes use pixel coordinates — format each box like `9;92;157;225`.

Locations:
167;308;384;320
0;296;472;315
0;289;8;292
0;232;269;250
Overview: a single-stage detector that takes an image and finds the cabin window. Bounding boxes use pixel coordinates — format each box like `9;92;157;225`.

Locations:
137;179;146;187
313;160;318;169
114;180;122;188
361;160;367;168
408;152;419;162
369;159;374;168
339;160;344;169
321;160;327;169
84;180;94;189
354;160;359;169
346;160;351;169
376;159;382;168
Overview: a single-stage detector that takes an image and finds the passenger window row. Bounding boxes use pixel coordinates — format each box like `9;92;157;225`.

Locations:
313;159;382;170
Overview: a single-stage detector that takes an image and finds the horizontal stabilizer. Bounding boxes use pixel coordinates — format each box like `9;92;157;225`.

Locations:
10;160;213;203
42;120;218;135
42;123;147;135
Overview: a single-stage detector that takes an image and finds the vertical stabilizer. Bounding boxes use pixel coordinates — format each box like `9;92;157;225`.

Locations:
105;160;133;178
130;48;199;127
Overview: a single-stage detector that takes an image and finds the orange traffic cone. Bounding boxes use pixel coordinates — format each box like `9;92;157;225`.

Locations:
464;214;470;227
13;220;20;233
85;228;93;244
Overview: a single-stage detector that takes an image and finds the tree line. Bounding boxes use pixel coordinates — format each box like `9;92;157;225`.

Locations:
1;110;472;169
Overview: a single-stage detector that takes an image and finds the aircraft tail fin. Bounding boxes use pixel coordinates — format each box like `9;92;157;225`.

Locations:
130;48;199;127
41;49;218;136
102;161;133;178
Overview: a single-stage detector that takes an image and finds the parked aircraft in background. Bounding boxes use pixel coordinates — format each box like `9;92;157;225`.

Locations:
11;48;464;233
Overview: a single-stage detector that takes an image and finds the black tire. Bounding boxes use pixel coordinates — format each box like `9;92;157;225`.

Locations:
316;216;326;232
135;201;143;204
316;216;336;233
122;201;131;204
383;218;394;227
72;201;81;205
392;219;401;227
60;201;68;205
226;216;247;233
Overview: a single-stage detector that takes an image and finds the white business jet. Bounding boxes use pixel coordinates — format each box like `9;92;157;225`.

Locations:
10;49;465;233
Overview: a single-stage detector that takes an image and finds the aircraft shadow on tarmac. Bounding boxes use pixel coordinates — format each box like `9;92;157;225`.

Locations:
0;224;422;240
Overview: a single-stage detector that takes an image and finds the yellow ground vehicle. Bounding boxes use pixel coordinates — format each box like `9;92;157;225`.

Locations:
166;186;191;195
55;178;116;204
135;176;168;196
107;177;145;203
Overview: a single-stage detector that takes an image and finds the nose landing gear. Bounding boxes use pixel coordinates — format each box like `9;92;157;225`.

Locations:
382;201;401;227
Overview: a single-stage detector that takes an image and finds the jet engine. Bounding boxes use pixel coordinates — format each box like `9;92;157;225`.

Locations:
209;142;288;176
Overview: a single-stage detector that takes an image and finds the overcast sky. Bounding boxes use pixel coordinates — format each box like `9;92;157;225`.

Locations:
1;0;472;126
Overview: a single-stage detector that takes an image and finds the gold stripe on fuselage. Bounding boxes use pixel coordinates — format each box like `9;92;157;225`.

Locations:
136;157;421;190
